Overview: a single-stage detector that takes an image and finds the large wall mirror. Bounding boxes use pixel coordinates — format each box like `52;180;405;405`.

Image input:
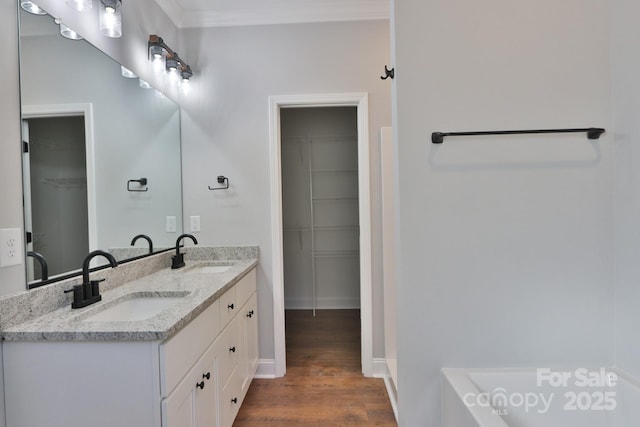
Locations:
19;7;183;289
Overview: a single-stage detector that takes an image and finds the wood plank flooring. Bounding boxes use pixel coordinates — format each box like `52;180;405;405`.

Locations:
233;309;397;426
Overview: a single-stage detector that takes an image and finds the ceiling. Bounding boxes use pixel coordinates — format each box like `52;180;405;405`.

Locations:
153;0;390;28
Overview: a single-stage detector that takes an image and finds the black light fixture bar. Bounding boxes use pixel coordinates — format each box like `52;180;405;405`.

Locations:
148;34;193;80
431;127;606;144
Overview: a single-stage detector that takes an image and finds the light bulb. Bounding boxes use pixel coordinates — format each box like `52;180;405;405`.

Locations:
66;0;92;11
181;78;191;95
99;0;122;38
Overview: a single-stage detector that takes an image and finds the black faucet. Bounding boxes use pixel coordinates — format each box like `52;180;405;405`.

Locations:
27;251;49;281
171;233;198;269
65;250;118;309
130;234;154;254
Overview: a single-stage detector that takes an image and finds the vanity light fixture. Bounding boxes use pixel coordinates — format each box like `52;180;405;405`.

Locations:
66;0;92;12
55;19;83;40
99;0;122;38
148;35;195;87
166;56;180;82
20;1;47;15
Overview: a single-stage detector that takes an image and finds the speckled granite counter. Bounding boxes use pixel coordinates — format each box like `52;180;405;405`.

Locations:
0;246;258;342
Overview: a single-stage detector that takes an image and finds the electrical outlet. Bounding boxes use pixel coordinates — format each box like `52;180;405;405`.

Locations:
190;216;201;232
166;216;177;233
0;228;23;268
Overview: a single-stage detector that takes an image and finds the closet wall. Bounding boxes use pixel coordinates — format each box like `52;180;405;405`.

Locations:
281;107;360;310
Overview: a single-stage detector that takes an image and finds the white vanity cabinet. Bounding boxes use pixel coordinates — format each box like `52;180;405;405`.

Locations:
215;270;259;427
162;340;217;427
2;267;258;427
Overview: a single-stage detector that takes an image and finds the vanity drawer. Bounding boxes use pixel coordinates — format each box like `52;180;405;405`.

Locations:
220;286;237;327
216;317;240;388
160;300;220;396
235;269;256;308
219;364;243;427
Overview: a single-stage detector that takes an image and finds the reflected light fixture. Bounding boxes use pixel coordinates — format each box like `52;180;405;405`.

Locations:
20;1;47;15
55;19;83;40
66;0;92;11
148;35;194;87
120;65;137;78
139;79;152;89
99;0;122;38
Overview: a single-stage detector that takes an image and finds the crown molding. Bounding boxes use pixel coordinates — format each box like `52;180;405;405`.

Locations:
154;0;389;28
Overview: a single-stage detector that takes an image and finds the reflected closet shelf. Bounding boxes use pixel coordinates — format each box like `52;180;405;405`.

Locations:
283;225;359;232
314;250;360;259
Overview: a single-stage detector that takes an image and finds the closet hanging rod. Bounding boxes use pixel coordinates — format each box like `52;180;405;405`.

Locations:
431;127;605;144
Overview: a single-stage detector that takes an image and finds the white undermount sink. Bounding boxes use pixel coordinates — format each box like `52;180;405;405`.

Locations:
183;262;235;274
81;291;189;322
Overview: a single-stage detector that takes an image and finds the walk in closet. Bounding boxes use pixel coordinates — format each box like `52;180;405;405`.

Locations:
281;107;360;313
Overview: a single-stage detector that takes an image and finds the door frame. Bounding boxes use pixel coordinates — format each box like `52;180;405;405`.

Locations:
269;93;373;377
22;103;97;254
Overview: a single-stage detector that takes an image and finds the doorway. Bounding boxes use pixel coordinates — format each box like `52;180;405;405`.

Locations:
280;107;360;314
23;116;89;280
269;93;373;378
22;103;96;284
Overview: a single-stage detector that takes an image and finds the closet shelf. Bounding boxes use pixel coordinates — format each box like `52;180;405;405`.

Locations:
312;197;359;202
311;169;358;175
284;225;359;232
314;250;360;259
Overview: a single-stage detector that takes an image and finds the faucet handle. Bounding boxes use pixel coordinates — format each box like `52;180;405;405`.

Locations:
90;278;106;299
64;285;86;309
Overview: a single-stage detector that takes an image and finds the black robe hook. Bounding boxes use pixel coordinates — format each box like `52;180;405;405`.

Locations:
381;65;395;80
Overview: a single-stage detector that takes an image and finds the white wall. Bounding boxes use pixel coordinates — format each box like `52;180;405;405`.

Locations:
179;21;391;360
612;0;640;380
392;0;614;425
0;3;22;425
0;1;26;300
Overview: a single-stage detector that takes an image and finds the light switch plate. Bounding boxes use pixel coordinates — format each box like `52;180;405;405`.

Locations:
166;216;177;233
0;228;23;268
190;216;201;232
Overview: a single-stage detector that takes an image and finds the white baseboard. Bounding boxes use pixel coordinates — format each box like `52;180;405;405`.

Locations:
254;359;277;378
284;297;360;310
372;358;388;378
383;372;398;422
374;358;398;422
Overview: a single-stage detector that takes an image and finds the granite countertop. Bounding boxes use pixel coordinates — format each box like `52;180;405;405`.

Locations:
1;258;258;342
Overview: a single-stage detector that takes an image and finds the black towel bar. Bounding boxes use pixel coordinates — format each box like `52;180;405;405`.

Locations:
431;127;605;144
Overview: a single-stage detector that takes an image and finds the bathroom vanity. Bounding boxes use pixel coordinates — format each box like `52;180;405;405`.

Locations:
1;250;258;427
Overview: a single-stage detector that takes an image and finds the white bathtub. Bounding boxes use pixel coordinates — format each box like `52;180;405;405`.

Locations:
442;368;640;427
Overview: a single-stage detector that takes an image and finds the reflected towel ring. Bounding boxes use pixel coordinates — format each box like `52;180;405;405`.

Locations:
208;176;229;190
127;178;148;192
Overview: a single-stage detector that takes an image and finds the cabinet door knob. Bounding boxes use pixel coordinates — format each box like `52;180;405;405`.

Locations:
231;397;238;404
229;346;236;353
228;303;235;310
246;310;254;318
203;372;211;380
196;381;205;390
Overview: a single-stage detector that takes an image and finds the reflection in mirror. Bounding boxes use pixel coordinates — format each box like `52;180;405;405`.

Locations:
19;7;183;288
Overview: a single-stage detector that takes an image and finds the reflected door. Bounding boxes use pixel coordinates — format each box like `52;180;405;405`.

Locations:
24;116;89;279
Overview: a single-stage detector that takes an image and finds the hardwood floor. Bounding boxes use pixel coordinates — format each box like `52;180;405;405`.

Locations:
233;309;397;426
